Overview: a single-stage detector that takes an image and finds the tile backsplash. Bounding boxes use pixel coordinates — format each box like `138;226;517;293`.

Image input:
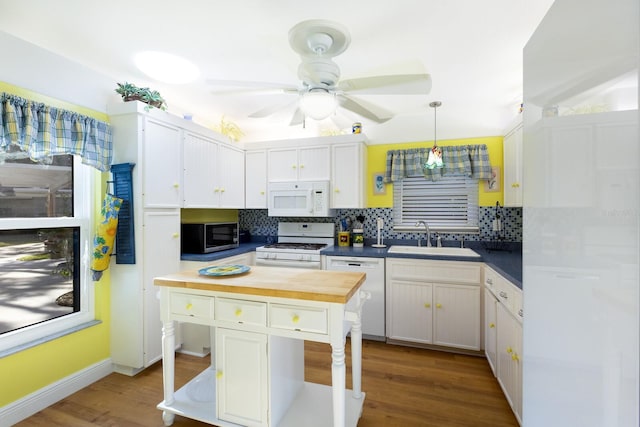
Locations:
239;207;522;243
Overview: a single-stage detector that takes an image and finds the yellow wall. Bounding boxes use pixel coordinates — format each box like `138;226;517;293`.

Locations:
366;136;503;208
0;82;111;407
181;209;239;223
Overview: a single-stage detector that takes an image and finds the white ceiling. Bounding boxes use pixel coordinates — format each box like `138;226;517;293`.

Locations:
0;0;555;144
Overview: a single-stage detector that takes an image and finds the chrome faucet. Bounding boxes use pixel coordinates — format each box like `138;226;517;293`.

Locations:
415;221;432;247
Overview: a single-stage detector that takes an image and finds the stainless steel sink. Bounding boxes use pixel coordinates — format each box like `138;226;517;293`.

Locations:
387;245;481;258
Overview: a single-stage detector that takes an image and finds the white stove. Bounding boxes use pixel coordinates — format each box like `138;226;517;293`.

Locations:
255;222;334;269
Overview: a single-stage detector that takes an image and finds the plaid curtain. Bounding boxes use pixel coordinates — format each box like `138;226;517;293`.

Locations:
384;144;493;182
0;93;112;171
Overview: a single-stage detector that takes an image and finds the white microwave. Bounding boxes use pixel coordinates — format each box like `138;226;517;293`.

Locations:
268;181;334;217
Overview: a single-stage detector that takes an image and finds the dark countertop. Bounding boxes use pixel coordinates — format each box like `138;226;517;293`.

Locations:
181;240;523;289
322;241;522;289
181;242;264;262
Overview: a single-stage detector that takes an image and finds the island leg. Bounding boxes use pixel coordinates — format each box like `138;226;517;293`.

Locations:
161;320;176;426
350;313;363;399
331;339;346;427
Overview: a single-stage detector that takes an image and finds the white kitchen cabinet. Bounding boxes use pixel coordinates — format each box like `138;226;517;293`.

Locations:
110;110;183;209
109;103;186;375
217;144;245;208
484;288;498;376
216;328;268;426
182;131;218;208
110;209;180;375
183;132;245;209
503;119;523;207
245;149;268;208
387;279;433;343
386;258;482;351
432;283;480;350
268;145;330;182
484;265;523;424
331;142;366;208
496;301;522;424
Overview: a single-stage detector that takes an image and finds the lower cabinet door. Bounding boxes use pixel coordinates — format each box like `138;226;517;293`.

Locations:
216;328;268;427
387;280;433;343
484;288;499;376
432;283;481;350
496;303;523;423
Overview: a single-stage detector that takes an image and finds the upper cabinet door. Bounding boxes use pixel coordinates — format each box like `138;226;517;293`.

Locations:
331;143;365;208
183;132;218;208
267;146;330;182
297;146;330;181
142;118;182;208
268;148;299;181
503;121;523;207
218;145;245;208
245;150;267;209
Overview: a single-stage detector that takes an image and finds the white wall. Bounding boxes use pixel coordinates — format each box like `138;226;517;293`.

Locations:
0;31;115;112
522;0;639;426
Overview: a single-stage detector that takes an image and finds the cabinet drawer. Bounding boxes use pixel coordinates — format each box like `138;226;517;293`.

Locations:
270;304;328;334
170;293;214;319
484;267;500;292
215;298;267;326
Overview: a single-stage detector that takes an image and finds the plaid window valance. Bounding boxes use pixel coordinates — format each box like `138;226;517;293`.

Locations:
0;93;113;171
384;144;493;182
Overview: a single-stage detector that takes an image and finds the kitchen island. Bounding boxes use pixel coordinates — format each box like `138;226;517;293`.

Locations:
154;266;367;427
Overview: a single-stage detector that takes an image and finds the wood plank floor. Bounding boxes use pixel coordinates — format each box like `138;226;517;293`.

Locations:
16;340;518;427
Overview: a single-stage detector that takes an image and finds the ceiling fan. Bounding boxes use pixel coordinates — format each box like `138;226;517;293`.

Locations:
209;19;432;126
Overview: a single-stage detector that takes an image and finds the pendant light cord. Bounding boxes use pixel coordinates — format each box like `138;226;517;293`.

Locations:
429;101;441;148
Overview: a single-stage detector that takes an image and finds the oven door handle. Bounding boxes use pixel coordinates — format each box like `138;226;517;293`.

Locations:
255;259;321;269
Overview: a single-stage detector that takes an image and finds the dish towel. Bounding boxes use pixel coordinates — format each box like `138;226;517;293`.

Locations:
91;193;123;281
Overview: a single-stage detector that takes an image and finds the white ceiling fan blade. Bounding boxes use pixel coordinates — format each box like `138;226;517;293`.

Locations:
207;79;299;96
289;108;305;126
338;74;432;95
249;98;299;118
211;87;298;96
338;95;393;123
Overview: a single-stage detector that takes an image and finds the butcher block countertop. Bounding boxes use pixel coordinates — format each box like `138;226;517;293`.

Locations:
154;266;366;304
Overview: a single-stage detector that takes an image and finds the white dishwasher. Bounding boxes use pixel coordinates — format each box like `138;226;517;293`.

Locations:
325;256;385;341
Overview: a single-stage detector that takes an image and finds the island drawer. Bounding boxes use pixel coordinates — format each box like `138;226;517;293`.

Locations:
215;298;267;326
270;304;328;334
170;293;214;320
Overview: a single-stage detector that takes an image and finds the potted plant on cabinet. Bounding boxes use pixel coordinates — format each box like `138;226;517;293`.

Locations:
115;82;167;111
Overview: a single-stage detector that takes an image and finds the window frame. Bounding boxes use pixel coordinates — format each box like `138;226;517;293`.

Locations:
392;174;480;233
0;156;96;352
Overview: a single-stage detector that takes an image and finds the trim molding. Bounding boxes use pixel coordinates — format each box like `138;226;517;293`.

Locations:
0;358;113;425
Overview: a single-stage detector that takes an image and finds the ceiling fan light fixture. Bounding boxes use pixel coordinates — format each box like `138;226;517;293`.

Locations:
299;89;338;120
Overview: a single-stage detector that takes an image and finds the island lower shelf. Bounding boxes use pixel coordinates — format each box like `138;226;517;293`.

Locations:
158;366;365;427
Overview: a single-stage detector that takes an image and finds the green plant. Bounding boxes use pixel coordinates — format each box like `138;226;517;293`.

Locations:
115;82;167;111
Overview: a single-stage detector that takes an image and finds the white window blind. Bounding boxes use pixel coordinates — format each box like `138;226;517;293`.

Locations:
393;175;479;232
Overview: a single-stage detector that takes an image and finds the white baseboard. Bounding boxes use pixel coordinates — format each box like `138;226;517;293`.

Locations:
0;358;113;426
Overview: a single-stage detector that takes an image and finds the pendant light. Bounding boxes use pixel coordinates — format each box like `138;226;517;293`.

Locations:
425;101;444;169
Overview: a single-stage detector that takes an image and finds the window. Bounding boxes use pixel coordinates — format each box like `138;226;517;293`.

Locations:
393;175;479;232
0;154;95;351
